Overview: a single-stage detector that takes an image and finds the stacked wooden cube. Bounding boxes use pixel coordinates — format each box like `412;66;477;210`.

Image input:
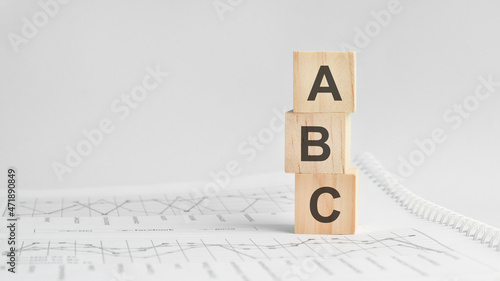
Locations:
285;51;358;235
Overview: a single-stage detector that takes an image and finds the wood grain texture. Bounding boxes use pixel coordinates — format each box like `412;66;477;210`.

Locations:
293;51;355;113
285;111;351;174
295;169;358;235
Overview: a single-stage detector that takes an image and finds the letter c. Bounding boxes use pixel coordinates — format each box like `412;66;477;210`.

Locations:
310;187;341;223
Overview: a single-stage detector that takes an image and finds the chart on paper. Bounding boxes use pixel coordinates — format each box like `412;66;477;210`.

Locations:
2;172;500;281
9;229;464;263
2;229;498;280
5;185;294;217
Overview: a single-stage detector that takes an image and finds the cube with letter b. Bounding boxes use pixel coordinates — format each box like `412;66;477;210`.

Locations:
284;111;351;174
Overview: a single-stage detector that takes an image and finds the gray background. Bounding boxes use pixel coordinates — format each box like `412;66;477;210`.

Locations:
1;0;499;227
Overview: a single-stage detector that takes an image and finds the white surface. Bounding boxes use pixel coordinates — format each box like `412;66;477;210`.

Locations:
0;1;499;228
1;164;499;280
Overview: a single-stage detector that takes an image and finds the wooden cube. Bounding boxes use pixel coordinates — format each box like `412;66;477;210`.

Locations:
293;51;355;113
285;111;350;174
295;170;358;234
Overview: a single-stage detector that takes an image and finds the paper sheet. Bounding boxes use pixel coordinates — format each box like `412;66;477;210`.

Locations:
1;171;499;280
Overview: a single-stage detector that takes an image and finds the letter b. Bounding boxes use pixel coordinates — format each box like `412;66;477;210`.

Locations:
301;126;331;161
285;112;350;174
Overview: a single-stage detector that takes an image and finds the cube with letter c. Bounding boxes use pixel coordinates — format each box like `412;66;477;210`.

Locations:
295;170;358;235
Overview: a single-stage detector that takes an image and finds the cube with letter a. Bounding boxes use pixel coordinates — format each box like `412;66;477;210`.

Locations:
293;51;356;113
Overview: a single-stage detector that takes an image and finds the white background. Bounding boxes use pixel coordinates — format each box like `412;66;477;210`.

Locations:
1;0;499;227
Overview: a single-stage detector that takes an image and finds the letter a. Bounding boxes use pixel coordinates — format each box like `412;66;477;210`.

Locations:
308;65;342;101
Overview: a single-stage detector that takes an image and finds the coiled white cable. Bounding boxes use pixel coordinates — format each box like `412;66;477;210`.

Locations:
354;152;500;252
